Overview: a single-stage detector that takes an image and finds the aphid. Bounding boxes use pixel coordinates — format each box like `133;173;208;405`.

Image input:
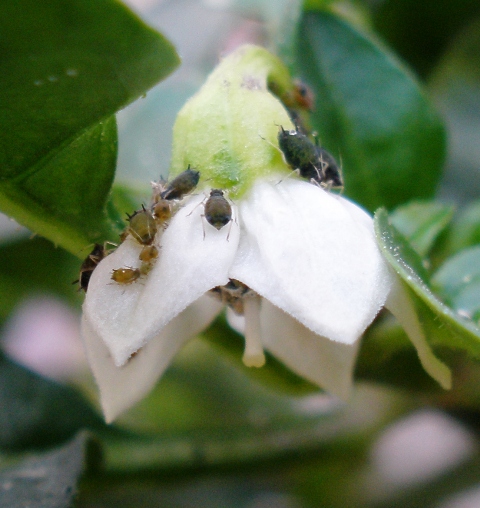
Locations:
74;243;108;292
204;189;232;230
209;279;255;315
111;267;141;285
161;165;200;200
291;79;315;111
315;146;343;189
269;79;315;112
277;126;322;182
277;126;344;190
152;199;172;225
139;244;159;263
127;206;157;245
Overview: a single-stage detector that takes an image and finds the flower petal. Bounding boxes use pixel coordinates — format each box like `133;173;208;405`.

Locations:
385;278;452;389
260;300;359;399
230;179;393;344
82;295;223;422
84;194;240;365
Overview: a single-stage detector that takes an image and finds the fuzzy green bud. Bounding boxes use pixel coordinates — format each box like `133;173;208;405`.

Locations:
170;45;297;198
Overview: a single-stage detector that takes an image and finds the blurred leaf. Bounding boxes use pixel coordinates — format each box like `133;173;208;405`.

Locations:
0;352;106;451
80;436;368;508
97;338;400;473
432;246;480;324
0;432;98;508
390;200;455;258
445;200;480;258
430;17;480;204
375;208;480;357
372;0;480;78
0;236;81;321
0;0;180;255
295;11;446;212
358;312;442;391
203;317;318;396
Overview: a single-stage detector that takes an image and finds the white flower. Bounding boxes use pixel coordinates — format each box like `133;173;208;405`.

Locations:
82;178;451;422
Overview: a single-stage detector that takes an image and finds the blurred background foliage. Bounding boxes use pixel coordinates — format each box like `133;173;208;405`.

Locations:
0;0;480;506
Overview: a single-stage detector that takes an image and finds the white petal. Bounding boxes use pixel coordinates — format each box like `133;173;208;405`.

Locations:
84;194;240;365
260;300;359;399
386;278;452;389
230;179;393;344
82;295;223;422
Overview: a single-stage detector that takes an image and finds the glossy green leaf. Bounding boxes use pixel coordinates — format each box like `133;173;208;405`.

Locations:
433;246;480;324
0;118;118;254
295;11;446;212
375;208;480;357
390;200;455;258
0;352;106;451
0;0;180;254
0;432;97;508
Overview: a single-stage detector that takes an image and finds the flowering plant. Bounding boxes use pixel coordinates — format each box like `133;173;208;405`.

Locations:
2;2;480;505
82;46;451;421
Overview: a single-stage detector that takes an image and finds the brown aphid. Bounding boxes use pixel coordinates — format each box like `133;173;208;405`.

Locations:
74;243;108;292
139;244;158;263
139;261;154;276
111;267;141;285
209;279;255;315
204;189;232;230
291;79;315;111
161;165;200;200
152;199;172;225
127;206;157;245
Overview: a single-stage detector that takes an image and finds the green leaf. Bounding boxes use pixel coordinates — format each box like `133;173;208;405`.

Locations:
375;208;480;357
390;200;455;258
294;11;446;212
0;432;98;508
0;236;82;321
372;0;480;78
0;118;118;254
358;312;443;391
429;17;480;204
0;0;180;254
433;246;480;324
0;352;106;451
444;199;480;256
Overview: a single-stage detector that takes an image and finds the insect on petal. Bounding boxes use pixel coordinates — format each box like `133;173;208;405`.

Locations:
84;194;240;366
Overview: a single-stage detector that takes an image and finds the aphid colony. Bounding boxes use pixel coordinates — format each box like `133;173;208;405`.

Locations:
111;166;203;286
76;166;236;290
77;79;342;293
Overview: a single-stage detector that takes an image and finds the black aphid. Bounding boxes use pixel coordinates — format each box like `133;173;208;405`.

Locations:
161;165;200;200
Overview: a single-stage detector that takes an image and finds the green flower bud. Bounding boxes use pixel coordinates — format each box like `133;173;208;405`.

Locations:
170;45;296;198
